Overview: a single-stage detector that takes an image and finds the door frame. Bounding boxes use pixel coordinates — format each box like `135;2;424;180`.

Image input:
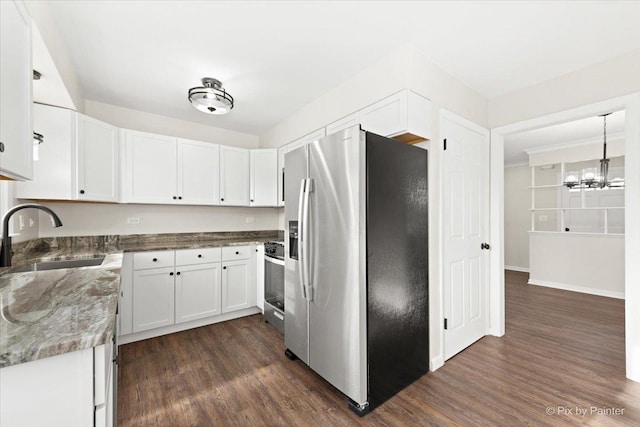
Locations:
489;93;640;382
439;109;491;362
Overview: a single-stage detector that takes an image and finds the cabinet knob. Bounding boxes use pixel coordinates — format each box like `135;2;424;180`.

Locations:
0;142;4;152
173;196;177;200
223;266;227;270
251;199;254;202
235;251;239;255
176;271;181;276
221;198;225;201
198;254;202;258
178;196;182;200
79;189;85;194
169;272;174;276
153;258;158;262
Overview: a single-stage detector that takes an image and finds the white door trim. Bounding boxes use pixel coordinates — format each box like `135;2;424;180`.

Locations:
490;92;640;382
439;109;491;362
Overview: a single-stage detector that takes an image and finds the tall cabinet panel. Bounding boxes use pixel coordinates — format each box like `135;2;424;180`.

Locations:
124;130;177;203
76;114;119;202
250;149;277;206
219;146;249;206
0;0;32;180
177;139;219;205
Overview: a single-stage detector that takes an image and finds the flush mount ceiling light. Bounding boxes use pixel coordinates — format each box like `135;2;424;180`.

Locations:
188;77;234;115
563;113;625;191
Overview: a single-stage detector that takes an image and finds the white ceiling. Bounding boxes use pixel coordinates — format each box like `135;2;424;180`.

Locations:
40;1;640;135
504;110;626;165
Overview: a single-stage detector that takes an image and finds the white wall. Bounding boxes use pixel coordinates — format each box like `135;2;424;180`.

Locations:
36;203;279;237
529;232;624;299
504;165;530;271
85;101;259;148
527;138;624;166
489;49;640;128
259;44;489;371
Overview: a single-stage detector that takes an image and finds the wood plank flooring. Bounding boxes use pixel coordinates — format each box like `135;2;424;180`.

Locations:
118;271;640;426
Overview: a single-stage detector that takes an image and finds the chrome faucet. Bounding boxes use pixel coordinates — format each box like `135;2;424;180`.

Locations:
1;203;63;267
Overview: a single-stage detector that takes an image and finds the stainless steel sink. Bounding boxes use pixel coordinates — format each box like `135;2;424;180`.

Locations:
10;257;106;273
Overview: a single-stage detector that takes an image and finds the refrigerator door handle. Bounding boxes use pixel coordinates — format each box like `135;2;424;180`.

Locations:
302;178;314;301
297;179;307;299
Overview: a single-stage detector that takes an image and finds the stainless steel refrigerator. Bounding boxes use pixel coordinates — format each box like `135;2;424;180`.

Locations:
284;125;429;415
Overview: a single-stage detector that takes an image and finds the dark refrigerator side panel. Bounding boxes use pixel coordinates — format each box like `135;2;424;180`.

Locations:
365;132;429;410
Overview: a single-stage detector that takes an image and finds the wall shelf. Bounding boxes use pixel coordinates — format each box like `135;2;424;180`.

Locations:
530;158;625;235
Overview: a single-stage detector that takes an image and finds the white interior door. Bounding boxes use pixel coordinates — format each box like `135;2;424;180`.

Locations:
443;113;490;360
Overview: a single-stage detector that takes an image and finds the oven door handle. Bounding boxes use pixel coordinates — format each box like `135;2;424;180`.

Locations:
265;256;285;267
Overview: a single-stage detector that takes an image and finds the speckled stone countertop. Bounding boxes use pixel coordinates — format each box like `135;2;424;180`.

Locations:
0;230;282;368
0;253;122;368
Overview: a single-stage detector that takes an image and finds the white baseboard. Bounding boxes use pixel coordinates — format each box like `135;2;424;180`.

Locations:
119;307;262;344
528;278;624;299
505;265;529;273
430;355;444;372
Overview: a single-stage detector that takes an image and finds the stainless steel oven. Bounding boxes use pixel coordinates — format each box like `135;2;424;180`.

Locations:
264;241;285;333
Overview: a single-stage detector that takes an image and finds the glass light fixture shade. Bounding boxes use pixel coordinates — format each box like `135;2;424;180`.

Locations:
581;167;600;188
563;170;580;189
188;78;234;115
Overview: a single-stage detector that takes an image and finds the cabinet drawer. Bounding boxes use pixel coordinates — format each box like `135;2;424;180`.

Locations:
133;250;174;270
175;247;221;266
222;245;251;261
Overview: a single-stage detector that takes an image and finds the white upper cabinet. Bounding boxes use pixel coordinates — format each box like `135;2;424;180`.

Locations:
17;104;74;199
17;105;119;202
124;129;177;204
326;113;359;136
220;146;250;206
76;114;119;202
177;138;220;205
359;90;432;143
0;0;32;180
250;149;277;206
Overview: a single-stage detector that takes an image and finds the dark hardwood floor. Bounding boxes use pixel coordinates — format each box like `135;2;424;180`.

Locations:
118;271;640;426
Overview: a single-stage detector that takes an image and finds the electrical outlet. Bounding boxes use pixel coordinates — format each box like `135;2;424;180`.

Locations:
245;217;255;224
127;217;141;224
18;214;25;231
29;218;35;228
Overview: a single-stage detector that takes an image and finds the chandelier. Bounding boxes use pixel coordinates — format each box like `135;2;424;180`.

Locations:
563;113;624;190
188;77;234;115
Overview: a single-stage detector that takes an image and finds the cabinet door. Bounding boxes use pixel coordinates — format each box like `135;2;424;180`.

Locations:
16;104;74;199
77;114;119;202
359;91;408;137
255;245;264;311
177;138;219;205
250;149;278;206
0;0;32;180
277;146;287;206
175;263;222;323
132;267;175;332
124;130;177;203
221;260;252;313
326;113;359;136
219;146;249;206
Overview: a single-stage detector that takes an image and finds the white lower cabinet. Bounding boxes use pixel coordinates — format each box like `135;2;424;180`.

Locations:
120;245;258;343
222;259;252;313
175;263;222;323
0;343;114;427
132;266;175;333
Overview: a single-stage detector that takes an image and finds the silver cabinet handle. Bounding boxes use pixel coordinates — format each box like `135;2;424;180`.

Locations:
273;310;284;320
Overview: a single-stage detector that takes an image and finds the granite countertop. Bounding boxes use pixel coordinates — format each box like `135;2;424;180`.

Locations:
0;230;282;368
0;253;122;368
